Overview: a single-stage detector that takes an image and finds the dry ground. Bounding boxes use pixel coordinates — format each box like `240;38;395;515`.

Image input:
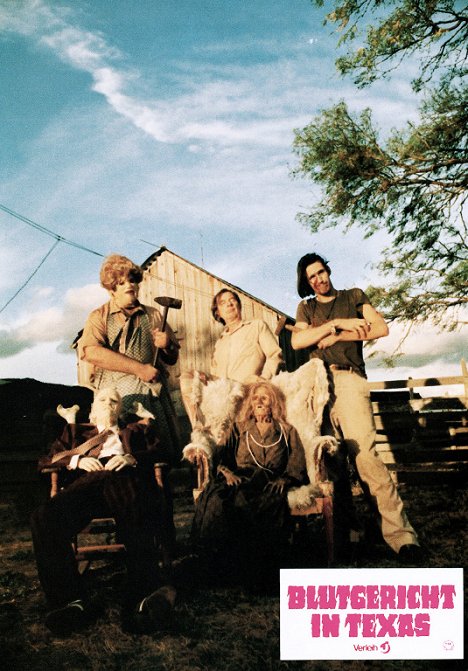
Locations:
0;481;465;671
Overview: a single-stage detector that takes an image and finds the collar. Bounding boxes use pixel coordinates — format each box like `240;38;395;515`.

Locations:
109;297;145;317
244;416;280;433
220;319;251;337
313;289;340;305
96;423;120;434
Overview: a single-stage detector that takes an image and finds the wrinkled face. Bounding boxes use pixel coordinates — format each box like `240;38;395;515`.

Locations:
251;385;273;421
110;276;139;309
91;388;121;426
216;291;241;324
306;261;332;296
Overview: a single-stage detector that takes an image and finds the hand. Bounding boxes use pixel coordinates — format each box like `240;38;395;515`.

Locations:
78;457;104;472
182;446;206;464
198;371;210;385
104;454;137;471
221;468;242;487
152;328;170;350
334;318;371;338
138;362;160;383
317;334;339;350
264;477;288;495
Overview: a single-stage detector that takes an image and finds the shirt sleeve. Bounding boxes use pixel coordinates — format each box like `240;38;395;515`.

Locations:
351;288;371;316
75;306;108;385
68;454;80;470
79;306;108;354
257;320;283;379
295;300;310;324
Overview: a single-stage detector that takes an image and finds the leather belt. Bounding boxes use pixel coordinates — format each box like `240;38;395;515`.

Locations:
328;364;354;373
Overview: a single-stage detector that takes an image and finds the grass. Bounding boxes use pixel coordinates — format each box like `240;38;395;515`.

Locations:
0;482;466;671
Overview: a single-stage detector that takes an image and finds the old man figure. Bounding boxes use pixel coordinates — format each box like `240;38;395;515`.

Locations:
31;388;176;635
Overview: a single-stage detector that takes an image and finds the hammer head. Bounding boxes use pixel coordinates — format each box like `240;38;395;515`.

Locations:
154;296;182;309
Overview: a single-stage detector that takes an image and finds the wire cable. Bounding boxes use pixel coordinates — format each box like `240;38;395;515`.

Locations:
0;203;104;257
0;239;61;314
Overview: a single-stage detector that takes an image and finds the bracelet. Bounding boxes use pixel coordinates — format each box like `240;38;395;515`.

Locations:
329;323;337;336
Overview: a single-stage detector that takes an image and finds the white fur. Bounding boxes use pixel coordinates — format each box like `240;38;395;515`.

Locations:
56;404;80;424
183;360;337;505
287;483;322;509
182;428;217;463
272;360;338;484
272;359;329;437
191;376;245;446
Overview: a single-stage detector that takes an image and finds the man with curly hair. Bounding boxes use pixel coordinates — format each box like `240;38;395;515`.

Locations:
79;254;180;462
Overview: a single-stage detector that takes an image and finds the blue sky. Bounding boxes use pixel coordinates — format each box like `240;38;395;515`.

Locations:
0;0;465;388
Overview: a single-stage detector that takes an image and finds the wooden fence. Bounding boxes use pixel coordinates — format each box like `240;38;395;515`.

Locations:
369;361;467;485
0;363;467;495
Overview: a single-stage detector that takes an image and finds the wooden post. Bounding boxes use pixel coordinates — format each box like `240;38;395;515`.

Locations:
461;358;468;405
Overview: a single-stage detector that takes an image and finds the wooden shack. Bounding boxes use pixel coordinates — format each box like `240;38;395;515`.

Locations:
138;246;306;394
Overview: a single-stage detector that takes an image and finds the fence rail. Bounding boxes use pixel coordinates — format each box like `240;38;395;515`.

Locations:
368;360;467;485
1;362;467;489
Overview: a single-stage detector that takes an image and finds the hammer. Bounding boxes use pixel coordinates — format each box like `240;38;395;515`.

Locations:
153;296;182;367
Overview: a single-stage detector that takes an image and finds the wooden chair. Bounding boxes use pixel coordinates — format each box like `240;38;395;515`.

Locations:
192;449;334;565
42;461;174;572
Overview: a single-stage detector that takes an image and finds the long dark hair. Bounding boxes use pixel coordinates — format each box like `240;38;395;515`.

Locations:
296;253;331;298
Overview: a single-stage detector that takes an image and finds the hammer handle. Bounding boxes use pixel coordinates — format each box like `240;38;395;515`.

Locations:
152;306;169;367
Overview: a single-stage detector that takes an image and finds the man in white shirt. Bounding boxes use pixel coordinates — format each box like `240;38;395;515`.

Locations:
180;288;284;431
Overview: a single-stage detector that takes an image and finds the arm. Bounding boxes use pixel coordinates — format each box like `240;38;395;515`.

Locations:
284;426;308;486
215;427;241;485
291;320;337;351
84;345;159;383
264;426;308;495
257;320;284;379
316;304;389;350
81;307;159;382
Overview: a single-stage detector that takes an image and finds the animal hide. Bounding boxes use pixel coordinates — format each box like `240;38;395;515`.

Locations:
272;360;338;508
183;361;338;508
183;375;245;462
182;428;217;464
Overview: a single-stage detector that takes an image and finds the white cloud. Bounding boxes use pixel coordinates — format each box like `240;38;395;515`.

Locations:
0;282;106;358
0;340;77;385
2;0;461;387
0;0;418;152
365;320;467;377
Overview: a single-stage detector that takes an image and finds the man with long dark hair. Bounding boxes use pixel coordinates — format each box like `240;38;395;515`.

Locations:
291;253;422;564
